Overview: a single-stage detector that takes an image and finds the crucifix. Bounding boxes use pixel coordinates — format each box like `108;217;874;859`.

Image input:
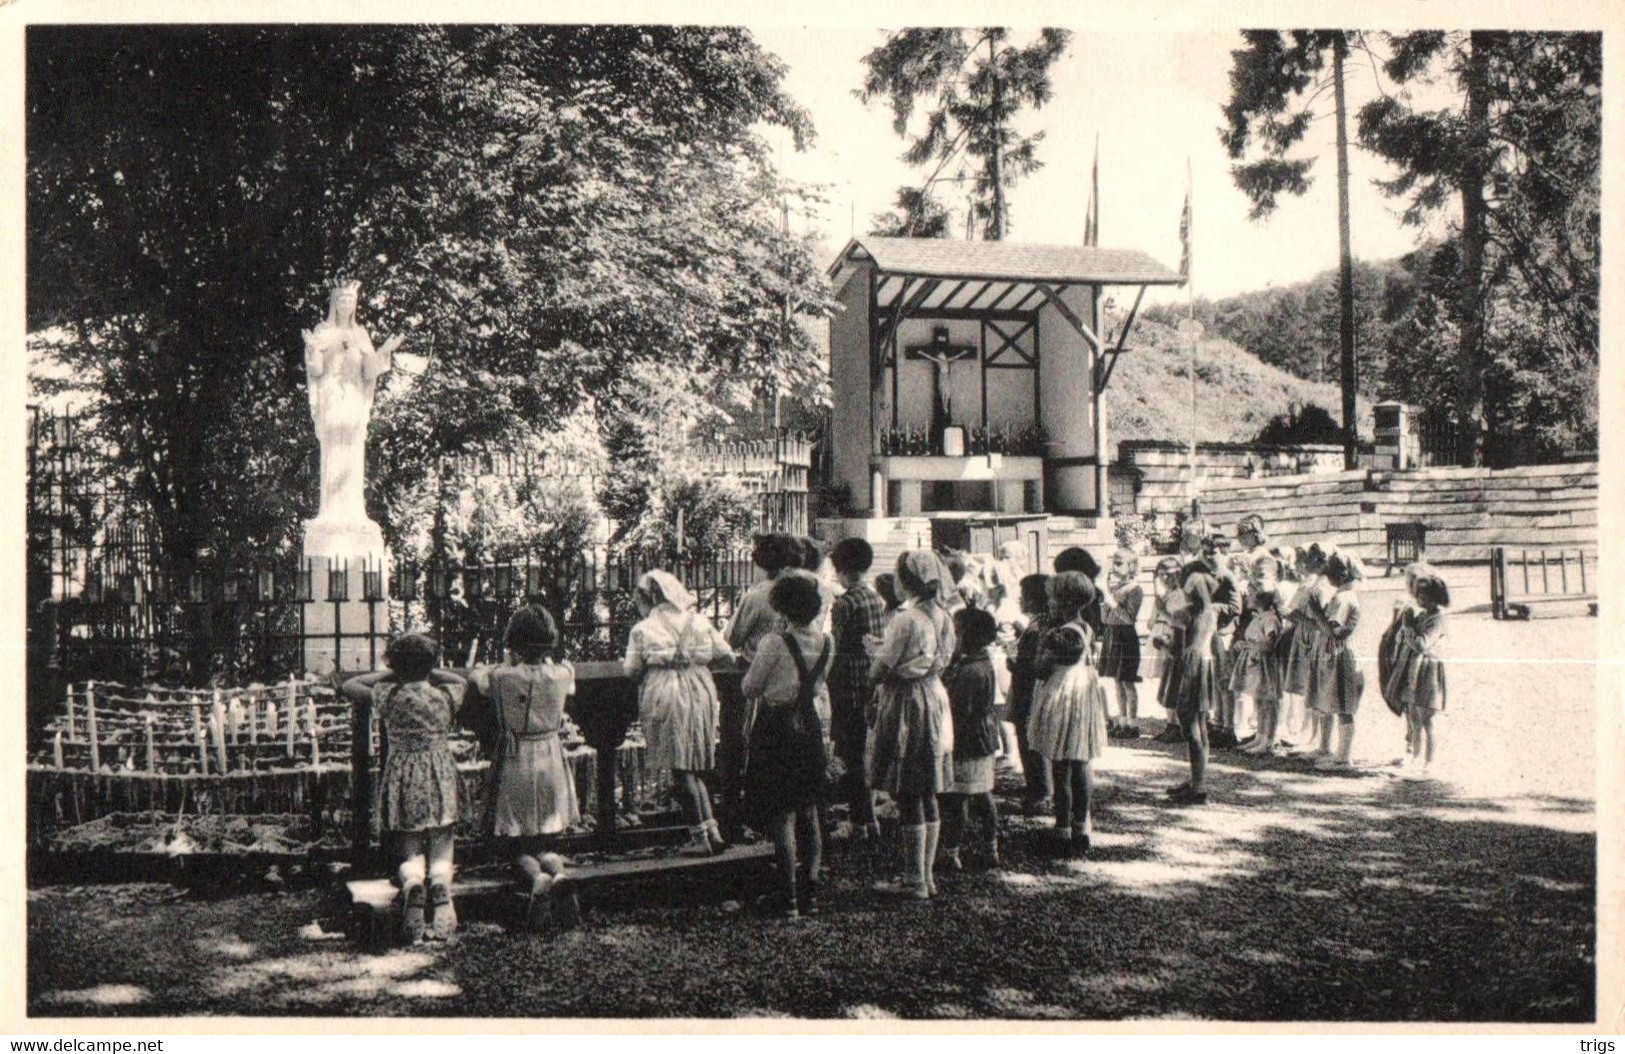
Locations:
905;326;977;451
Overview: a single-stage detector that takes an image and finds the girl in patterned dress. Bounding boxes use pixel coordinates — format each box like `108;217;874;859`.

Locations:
1389;574;1450;778
1099;547;1145;739
342;634;467;943
1306;552;1366;770
868;550;958;900
1280;542;1331;752
466;605;580;916
626;569;734;856
1235;554;1288;755
1027;572;1111;852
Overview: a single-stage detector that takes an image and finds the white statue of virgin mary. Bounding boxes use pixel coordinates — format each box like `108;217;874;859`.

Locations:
302;279;402;529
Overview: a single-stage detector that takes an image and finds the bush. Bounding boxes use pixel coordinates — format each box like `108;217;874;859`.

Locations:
1254;403;1345;446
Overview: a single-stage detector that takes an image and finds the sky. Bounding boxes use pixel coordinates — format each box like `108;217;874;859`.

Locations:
751;27;1460;304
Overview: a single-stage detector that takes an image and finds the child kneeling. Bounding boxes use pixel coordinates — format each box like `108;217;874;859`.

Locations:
342;634;466;944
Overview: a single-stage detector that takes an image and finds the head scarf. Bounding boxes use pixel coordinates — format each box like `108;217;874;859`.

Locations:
637;569;694;611
897;549;955;607
996;538;1029;567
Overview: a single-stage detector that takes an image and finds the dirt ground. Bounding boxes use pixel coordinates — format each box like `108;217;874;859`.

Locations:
28;570;1598;1021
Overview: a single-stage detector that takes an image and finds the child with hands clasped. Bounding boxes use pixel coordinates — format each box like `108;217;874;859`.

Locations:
940;608;1003;871
1386;572;1450;778
464;605;580;921
342;634;467;944
1026;572;1111;853
1099;547;1145;739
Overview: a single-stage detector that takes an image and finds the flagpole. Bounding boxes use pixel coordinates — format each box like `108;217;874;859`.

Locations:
1174;157;1203;512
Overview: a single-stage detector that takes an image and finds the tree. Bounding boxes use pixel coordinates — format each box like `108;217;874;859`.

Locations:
1357;31;1600;465
859;28;1071;240
869;186;953;238
27;25;834;573
1220;30;1368;468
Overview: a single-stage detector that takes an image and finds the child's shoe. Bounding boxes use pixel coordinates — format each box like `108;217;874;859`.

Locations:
982;837;1002;869
940;847;963;872
428;880;458;940
1070;825;1091;856
798;871;821;917
1166;785;1208;806
703;819;730;853
873;824;930;899
680;825;716;858
400;881;427;944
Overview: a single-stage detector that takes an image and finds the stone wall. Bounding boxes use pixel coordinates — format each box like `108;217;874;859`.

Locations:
1114;439;1346;523
1196;462;1598;563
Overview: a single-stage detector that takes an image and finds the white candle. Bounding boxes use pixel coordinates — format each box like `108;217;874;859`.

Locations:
286;680;297;756
53;731;63;768
196;721;209;775
265;701;278;743
310;731;320;770
86;682;101;772
144;714;157;773
65;685;77;741
210;712;228;774
228;697;245;744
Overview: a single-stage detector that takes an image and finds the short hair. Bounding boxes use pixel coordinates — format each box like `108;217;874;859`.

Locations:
385;633;440;681
1154;556;1184;580
797;536;825;573
1043;624;1088;668
1180;560;1212;588
874;573;901;610
830;537;874;574
504;604;558;662
751;533;802;575
1019;573;1051;613
1048;570;1097;620
1203;534;1234;556
769;571;824;627
1415;575;1451;609
1054;547;1100;578
955;607;998;653
1325;551;1364;587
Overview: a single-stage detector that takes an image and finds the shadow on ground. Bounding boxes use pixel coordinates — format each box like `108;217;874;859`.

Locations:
28;730;1595;1022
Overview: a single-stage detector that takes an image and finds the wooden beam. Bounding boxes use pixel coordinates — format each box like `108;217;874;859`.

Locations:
959;280;1000;311
1113;285;1148;355
877;278;942;348
1035;283;1103;352
986;282;1027;312
985;319;1035;364
1096;284;1150;393
932;279;972;311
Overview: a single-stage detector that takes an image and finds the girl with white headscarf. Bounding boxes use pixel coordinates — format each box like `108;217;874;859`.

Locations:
625;569;735;856
867;549;957;901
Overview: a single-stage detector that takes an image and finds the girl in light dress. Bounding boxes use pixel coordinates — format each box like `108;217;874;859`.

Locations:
342;634;467;943
867;550;958;901
1305;551;1367;769
625;569;734;857
1165;562;1222;805
1026;571;1111;853
1387;572;1450;778
466;605;580;918
1098;547;1145;739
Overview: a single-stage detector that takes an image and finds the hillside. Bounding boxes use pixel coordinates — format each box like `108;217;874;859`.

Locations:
1104;316;1370;445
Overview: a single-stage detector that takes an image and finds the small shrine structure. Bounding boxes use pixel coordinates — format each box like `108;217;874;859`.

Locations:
821;236;1183;563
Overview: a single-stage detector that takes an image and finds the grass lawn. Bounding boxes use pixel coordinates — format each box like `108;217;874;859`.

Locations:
27;573;1597;1021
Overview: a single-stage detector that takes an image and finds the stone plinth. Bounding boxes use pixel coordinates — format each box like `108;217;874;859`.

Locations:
302;516;390;678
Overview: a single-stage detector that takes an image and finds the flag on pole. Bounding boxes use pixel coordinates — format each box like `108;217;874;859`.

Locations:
1084;134;1100;247
1178;165;1193;281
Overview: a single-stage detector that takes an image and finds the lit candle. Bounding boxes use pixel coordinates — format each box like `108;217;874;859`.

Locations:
248;695;259;746
65;685;77;741
53;731;63;769
265;701;278;743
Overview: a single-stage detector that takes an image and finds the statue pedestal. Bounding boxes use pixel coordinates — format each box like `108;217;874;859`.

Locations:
302;517;390;678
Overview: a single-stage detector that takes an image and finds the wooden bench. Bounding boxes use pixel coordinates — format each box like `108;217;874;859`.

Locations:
1490;546;1598;620
345;841;775;947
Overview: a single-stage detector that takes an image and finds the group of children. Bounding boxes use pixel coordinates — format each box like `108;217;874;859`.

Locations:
340;519;1452;941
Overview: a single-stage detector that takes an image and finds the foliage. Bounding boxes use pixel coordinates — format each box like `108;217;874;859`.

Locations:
859;28;1071;239
26;25;834;572
626;476;759;559
869;186;953;239
1254;403;1346;446
1355;31;1600;463
1102;317;1369;445
1110;502;1158;556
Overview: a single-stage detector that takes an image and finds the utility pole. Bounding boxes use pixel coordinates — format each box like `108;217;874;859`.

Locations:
1332;35;1358;470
